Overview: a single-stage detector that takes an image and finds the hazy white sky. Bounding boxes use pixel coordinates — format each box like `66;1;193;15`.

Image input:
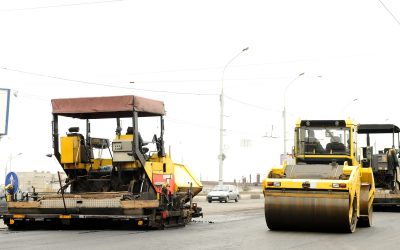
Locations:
1;0;400;184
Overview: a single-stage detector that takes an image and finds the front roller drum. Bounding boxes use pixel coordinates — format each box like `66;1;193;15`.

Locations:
358;184;372;227
265;191;357;233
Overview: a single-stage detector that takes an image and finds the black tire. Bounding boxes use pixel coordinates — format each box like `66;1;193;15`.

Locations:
235;196;239;202
6;220;24;230
225;197;229;203
208;200;212;203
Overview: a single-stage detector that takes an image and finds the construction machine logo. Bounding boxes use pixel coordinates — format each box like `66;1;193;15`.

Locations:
302;181;310;189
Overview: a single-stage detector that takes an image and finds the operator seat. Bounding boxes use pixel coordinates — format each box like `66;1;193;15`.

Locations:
303;130;325;154
67;127;92;162
126;127;148;155
326;136;346;154
304;138;318;153
67;127;85;144
304;138;325;154
126;126;134;135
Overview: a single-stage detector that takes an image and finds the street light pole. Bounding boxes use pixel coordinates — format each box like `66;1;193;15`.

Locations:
4;152;22;184
7;152;23;173
219;47;249;185
283;72;305;155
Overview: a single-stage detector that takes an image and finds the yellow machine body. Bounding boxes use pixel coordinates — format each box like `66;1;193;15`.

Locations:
144;155;202;195
263;119;375;232
59;133;202;196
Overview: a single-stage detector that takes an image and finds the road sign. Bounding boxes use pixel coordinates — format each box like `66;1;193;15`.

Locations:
5;172;19;193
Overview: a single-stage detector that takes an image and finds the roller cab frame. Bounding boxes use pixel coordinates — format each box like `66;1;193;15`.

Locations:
358;124;400;206
263;120;374;233
3;95;202;229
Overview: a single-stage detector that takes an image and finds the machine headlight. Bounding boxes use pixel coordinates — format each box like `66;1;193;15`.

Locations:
267;181;281;187
332;183;347;188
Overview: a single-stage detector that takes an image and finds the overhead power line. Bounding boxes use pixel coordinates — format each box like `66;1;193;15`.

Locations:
166;117;265;137
378;0;400;27
0;0;123;12
224;95;281;113
0;66;217;96
125;54;368;76
1;65;281;108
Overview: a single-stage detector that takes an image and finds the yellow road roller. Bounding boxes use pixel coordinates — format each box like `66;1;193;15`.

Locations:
263;120;374;233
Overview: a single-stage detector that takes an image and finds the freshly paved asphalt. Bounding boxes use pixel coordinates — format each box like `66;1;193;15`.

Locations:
1;198;400;250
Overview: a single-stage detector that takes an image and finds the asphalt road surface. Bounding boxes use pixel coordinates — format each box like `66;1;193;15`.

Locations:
1;198;400;250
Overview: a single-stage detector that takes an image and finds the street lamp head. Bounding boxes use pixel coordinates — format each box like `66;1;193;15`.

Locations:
242;47;249;52
299;72;305;76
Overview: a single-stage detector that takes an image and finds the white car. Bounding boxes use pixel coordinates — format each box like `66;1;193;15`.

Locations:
207;185;240;203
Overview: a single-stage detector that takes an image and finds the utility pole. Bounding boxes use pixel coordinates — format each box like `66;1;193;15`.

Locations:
219;47;249;185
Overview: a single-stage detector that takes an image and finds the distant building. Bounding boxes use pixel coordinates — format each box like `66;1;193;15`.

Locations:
16;171;67;193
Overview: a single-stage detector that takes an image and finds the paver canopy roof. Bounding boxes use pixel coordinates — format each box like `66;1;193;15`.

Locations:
358;124;400;134
51;95;165;119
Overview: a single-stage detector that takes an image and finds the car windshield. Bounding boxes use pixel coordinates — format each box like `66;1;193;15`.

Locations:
212;185;229;191
297;127;350;155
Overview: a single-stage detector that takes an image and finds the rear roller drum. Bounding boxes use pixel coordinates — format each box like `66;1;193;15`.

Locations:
358;184;373;227
358;204;372;227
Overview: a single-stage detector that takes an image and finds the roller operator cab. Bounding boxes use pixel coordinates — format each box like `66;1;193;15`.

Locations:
3;95;202;229
263;120;375;233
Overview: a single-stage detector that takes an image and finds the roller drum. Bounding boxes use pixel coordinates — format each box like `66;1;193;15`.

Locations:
358;184;372;227
265;190;355;232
